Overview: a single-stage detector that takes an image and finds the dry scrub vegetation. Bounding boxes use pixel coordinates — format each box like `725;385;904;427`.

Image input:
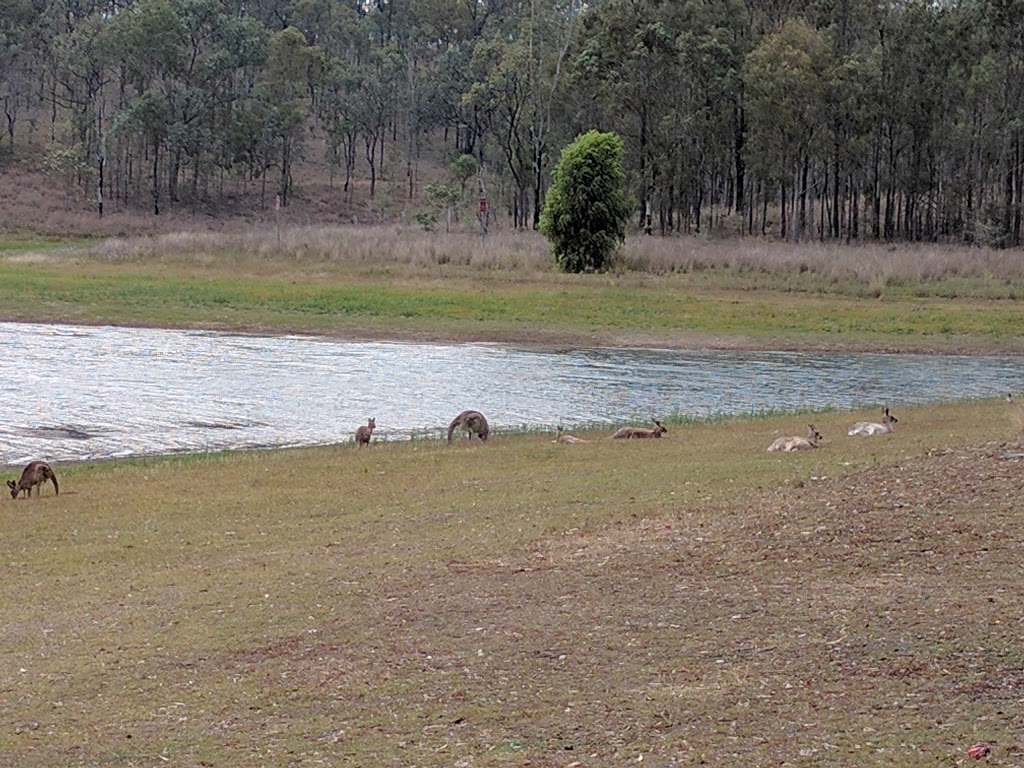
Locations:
4;147;1024;299
1;400;1022;767
78;225;1024;296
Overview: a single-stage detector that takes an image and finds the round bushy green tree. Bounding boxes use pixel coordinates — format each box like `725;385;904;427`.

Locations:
540;130;630;273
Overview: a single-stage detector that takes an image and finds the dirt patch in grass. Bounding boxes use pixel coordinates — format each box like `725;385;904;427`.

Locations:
171;442;1023;766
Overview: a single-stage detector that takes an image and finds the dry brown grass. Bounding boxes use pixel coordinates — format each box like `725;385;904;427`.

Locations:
88;225;556;273
63;225;1024;303
6;147;1024;294
617;237;1024;285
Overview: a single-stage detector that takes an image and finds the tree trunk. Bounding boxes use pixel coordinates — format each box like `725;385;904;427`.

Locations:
152;139;160;215
734;100;745;214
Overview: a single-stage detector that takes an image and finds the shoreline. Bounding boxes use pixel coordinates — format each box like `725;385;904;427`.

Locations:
4;314;1022;357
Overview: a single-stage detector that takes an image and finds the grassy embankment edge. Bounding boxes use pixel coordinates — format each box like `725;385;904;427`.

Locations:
2;230;1024;352
1;398;1022;766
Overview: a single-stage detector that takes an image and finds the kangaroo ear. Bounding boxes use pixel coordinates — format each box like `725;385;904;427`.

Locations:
6;480;14;489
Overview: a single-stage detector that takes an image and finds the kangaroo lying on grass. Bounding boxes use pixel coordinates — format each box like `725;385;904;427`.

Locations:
847;407;898;436
8;461;59;498
447;410;489;443
355;417;376;447
553;426;590;443
610;418;667;440
767;425;823;452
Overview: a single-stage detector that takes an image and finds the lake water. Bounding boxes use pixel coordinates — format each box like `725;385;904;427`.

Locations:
2;322;1021;464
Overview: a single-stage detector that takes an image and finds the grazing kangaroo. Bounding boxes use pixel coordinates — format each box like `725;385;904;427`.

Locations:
847;407;898;437
354;417;376;447
8;461;59;498
447;410;489;443
610;418;667;440
767;425;823;452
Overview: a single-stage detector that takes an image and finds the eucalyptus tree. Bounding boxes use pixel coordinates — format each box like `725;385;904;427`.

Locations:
569;0;681;232
109;0;271;210
461;0;581;229
743;18;830;240
881;3;937;240
50;14;114;214
320;61;360;196
984;0;1024;245
958;41;1006;243
802;0;880;241
464;34;533;226
421;44;483;155
350;43;401;199
673;0;751;234
0;0;35;151
259;25;324;206
109;0;185;211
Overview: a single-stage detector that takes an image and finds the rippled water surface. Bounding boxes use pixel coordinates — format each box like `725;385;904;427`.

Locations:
2;322;1021;464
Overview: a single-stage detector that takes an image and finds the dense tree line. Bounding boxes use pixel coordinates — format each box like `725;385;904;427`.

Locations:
1;0;1023;244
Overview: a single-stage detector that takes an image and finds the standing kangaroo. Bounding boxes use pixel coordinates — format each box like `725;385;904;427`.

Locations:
447;410;489;443
610;418;667;440
767;424;823;452
847;407;898;437
8;461;59;498
354;417;376;447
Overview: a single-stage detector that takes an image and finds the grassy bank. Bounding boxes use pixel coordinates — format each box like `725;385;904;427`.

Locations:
1;400;1022;766
2;229;1024;351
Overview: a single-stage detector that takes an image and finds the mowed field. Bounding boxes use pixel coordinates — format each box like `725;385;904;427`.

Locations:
1;400;1023;767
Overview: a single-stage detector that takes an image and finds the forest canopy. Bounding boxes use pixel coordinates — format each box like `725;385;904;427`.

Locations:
1;0;1023;245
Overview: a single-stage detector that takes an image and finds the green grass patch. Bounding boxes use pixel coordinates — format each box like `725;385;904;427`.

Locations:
0;255;1022;351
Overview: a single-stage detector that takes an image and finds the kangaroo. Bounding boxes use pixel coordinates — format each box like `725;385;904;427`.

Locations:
8;461;59;499
553;425;589;444
610;418;667;440
847;407;898;437
447;410;489;443
354;417;376;447
767;424;823;452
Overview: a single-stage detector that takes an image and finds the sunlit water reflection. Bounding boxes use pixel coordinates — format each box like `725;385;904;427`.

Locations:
2;322;1021;464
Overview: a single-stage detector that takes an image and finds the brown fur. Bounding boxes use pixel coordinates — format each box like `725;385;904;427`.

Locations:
447;410;489;443
610;419;667;440
553;426;589;444
767;424;823;452
8;461;59;498
355;417;376;447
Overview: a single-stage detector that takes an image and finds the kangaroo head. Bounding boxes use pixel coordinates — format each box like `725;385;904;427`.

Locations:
807;424;822;442
883;408;898;424
652;418;667;436
7;479;17;498
367;418;376;429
